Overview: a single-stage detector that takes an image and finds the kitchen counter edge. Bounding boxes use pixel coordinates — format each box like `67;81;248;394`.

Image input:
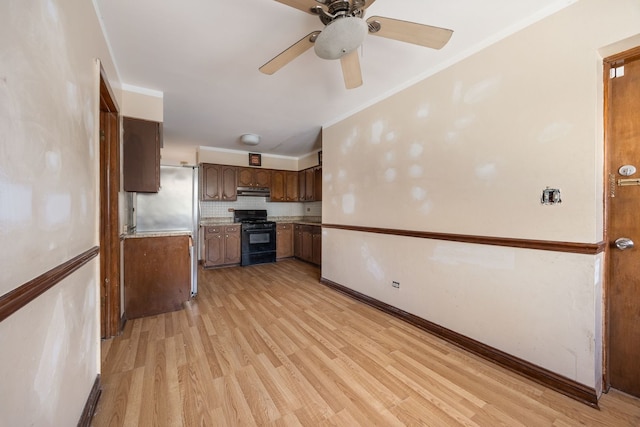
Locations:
122;231;193;239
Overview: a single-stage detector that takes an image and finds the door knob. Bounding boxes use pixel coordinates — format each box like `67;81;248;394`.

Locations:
615;237;634;250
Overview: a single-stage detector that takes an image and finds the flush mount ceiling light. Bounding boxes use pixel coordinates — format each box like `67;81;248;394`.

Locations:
240;133;261;145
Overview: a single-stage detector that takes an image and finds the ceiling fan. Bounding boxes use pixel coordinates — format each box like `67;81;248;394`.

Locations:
259;0;454;89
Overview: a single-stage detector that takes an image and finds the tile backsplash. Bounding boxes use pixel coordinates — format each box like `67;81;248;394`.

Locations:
200;197;321;219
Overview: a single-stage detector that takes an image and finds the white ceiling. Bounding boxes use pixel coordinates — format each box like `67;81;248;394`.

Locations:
94;0;574;157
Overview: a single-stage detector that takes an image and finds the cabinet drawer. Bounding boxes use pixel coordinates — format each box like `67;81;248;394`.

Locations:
277;223;291;230
205;226;222;235
224;226;240;234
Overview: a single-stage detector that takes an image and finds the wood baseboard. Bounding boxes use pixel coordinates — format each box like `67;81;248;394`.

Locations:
77;374;101;427
320;277;599;408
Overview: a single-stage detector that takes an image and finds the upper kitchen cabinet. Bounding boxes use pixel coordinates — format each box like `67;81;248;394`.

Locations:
314;166;322;202
298;166;322;201
201;163;237;201
238;167;271;188
270;170;299;202
123;117;161;192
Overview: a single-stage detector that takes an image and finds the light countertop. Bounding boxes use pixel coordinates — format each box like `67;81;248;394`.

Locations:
122;231;193;239
200;216;321;227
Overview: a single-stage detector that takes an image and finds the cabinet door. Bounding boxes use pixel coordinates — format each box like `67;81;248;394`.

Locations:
220;165;238;201
270;170;286;202
314;167;322;202
224;226;241;265
305;168;315;201
311;227;322;266
123;117;160;192
238;167;254;187
201;164;222;201
276;223;293;259
301;226;313;262
204;227;224;267
298;170;306;201
285;171;299;202
294;225;303;258
254;169;271;188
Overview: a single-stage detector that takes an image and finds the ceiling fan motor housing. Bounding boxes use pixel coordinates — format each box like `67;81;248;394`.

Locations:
314;16;368;60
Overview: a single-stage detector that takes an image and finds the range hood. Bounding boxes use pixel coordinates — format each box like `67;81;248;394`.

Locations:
237;186;271;197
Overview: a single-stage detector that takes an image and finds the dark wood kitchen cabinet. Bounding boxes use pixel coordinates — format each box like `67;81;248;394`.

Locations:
123;117;161;192
294;224;321;266
271;170;299;202
313;166;322;201
311;226;322;265
276;223;293;259
201;163;237;201
224;226;241;265
203;225;240;268
124;235;190;319
293;224;303;259
301;226;313;261
238;167;271;188
298;166;322;201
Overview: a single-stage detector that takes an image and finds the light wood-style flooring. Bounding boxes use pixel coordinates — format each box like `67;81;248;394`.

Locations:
92;259;640;426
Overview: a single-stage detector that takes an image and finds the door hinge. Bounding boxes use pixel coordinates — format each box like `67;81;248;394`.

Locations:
609;174;616;198
610;65;625;79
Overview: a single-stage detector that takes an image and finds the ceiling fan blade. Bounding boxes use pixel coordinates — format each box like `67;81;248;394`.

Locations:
366;16;453;50
274;0;318;14
340;50;363;89
259;31;321;75
361;0;377;9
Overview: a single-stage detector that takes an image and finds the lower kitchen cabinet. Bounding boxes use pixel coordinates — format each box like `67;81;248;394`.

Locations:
204;225;240;268
293;224;303;259
293;224;321;266
276;223;293;259
312;227;322;265
124;235;191;319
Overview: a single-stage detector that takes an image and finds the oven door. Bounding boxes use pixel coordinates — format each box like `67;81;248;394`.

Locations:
241;227;276;266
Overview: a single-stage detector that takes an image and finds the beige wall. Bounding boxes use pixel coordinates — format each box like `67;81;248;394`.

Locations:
121;87;163;122
298;149;322;170
161;143;199;166
322;0;640;393
0;0;119;424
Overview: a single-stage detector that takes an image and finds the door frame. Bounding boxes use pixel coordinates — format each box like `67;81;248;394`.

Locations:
99;65;121;338
602;45;640;392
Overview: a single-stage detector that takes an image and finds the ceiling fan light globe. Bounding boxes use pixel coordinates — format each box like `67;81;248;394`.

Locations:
314;17;368;60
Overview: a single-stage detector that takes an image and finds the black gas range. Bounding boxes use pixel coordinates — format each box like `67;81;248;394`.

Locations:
233;210;277;266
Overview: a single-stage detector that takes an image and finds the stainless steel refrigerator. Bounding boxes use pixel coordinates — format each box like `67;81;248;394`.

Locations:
135;165;199;296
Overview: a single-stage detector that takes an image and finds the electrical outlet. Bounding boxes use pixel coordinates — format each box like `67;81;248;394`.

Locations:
392;281;400;289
